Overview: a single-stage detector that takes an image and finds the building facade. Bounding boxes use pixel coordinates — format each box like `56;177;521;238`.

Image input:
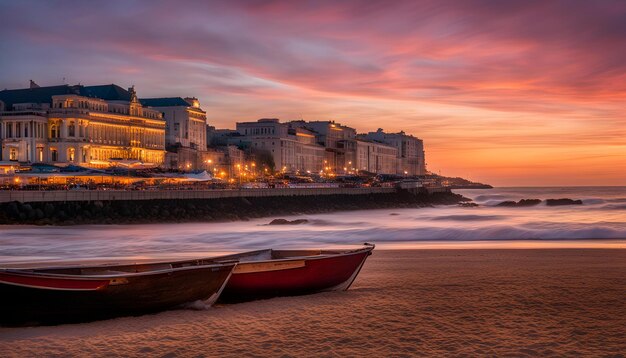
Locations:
140;97;208;170
234;118;325;174
0;84;165;167
355;139;398;174
361;129;426;176
289;120;357;174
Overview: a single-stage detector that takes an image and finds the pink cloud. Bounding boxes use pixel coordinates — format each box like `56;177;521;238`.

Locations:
1;0;625;185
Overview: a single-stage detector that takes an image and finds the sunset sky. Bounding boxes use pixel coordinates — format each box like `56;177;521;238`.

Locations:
1;0;624;186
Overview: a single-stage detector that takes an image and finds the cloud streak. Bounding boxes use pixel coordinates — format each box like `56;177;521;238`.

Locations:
1;0;625;185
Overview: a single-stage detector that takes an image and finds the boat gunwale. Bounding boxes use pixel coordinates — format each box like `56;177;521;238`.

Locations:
222;244;375;268
0;261;237;280
0;244;374;281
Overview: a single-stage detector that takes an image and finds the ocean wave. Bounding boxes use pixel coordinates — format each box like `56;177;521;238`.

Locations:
2;220;625;262
2;187;626;262
339;225;626;242
473;194;513;203
607;198;626;203
429;215;507;221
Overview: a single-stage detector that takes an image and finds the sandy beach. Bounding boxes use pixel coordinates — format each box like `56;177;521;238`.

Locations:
1;249;625;357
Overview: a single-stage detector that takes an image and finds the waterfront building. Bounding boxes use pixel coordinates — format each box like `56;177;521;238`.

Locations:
0;83;165;167
205;126;248;178
140;97;208;170
201;148;227;177
292;126;325;173
289;120;357;174
234;119;325;173
355;139;398;174
361;129;426;176
207;126;239;147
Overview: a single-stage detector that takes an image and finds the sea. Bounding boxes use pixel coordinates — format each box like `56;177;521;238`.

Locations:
1;187;625;265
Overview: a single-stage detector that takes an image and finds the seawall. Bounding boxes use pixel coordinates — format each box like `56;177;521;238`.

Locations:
0;187;396;203
0;188;465;225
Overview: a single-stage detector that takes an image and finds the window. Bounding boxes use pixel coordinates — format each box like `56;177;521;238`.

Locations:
51;149;58;162
6;123;12;138
69;121;75;136
16;123;21;138
9;148;18;161
67;148;75;162
37;147;43;162
50;124;59;138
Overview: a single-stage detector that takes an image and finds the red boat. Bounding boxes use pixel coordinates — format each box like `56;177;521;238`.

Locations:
0;258;236;326
218;243;374;302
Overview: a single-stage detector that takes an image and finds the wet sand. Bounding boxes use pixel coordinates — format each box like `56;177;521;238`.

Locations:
1;249;625;357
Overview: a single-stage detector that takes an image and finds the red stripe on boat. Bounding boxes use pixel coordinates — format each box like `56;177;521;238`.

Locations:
0;272;110;291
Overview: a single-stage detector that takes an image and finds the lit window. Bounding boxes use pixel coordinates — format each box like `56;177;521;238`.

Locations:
9;148;18;161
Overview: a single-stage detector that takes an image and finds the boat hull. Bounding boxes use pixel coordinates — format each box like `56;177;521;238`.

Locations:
0;264;234;326
219;247;372;302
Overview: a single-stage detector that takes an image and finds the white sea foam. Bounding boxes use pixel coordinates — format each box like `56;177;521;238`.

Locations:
0;187;624;263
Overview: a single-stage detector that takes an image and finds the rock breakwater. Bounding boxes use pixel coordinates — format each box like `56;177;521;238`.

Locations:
0;191;466;226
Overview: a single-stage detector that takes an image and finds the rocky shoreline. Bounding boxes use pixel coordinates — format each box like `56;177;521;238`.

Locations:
0;190;467;226
496;198;583;207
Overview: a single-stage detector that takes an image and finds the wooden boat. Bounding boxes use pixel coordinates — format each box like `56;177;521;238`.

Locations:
218;243;374;302
0;258;236;326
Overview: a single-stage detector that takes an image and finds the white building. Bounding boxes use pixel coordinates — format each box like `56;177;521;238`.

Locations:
361;129;426;176
235;118;325;173
355;139;398;174
289;120;357;174
0;83;166;167
140;97;208;170
140;97;206;150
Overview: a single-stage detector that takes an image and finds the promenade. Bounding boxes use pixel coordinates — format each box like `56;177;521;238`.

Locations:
0;187;397;204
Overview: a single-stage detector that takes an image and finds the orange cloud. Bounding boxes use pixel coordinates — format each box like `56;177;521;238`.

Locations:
1;0;625;185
